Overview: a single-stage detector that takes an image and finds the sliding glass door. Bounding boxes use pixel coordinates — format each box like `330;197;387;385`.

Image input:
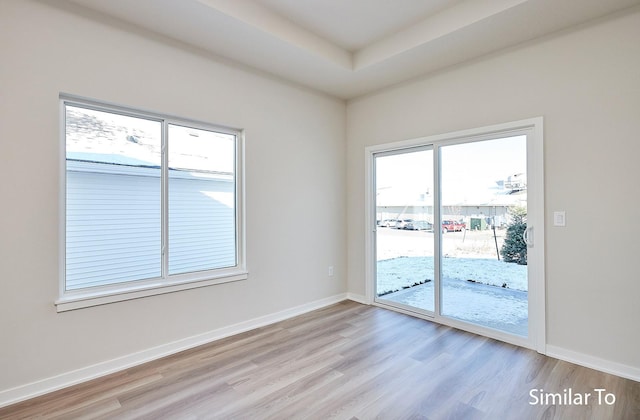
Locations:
374;148;435;315
370;119;544;349
439;136;528;337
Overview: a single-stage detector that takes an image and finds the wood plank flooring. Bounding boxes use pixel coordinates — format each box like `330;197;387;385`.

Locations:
1;301;639;419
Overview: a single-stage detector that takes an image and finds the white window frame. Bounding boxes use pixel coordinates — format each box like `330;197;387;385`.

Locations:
365;117;545;353
57;94;247;312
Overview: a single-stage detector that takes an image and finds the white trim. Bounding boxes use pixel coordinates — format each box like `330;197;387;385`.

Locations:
55;270;249;312
365;117;545;352
58;103;67;303
526;117;546;353
434;144;442;319
235;130;247;286
1;293;349;408
161;120;169;279
346;292;368;304
546;345;640;383
364;149;376;304
364;118;542;155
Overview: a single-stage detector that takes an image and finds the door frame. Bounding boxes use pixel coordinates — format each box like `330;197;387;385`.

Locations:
364;117;545;353
373;145;436;318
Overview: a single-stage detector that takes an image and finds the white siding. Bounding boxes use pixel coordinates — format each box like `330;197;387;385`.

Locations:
66;164;162;289
66;162;235;290
168;174;236;275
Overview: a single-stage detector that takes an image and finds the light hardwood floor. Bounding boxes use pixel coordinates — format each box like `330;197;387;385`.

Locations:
1;301;638;419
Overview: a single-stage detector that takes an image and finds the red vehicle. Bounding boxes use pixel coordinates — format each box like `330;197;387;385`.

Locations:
442;220;466;232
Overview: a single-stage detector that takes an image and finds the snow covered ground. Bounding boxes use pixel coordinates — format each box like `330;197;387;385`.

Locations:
376;256;527;293
377;258;528;336
375;229;528;336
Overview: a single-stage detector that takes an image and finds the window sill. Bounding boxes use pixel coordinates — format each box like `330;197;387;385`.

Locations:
55;271;249;312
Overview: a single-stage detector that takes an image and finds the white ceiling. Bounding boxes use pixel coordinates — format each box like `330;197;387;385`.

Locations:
65;0;640;100
257;0;466;51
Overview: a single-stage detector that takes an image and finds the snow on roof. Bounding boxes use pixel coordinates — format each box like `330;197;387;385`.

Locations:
67;152;158;167
65;105;234;176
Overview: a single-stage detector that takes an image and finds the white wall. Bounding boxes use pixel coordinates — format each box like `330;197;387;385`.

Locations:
0;0;346;396
347;8;640;373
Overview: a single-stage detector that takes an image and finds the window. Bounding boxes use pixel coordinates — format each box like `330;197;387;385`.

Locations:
58;97;246;311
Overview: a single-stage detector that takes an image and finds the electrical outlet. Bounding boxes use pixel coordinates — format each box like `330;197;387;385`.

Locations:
328;266;334;276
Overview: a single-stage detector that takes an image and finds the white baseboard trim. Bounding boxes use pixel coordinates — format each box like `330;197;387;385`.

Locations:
546;345;640;383
346;292;368;304
0;293;349;409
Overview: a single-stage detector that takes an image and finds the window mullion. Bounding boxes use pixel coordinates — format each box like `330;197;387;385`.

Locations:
161;120;169;280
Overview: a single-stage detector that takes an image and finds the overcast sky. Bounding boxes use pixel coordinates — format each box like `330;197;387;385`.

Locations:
376;135;527;205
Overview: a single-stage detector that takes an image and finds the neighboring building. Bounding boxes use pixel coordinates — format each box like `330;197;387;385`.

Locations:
66;157;235;289
376;186;526;229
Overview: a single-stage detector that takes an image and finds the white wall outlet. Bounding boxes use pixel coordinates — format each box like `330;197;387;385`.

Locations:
328;266;334;276
553;211;566;227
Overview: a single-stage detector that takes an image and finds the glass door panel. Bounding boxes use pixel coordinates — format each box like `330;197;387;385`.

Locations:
374;149;434;314
440;136;528;336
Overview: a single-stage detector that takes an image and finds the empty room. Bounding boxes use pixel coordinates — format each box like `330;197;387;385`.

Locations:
1;0;639;418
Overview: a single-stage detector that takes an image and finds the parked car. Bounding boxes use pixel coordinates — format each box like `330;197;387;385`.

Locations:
442;220;466;232
380;219;400;227
395;219;414;229
404;220;433;231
